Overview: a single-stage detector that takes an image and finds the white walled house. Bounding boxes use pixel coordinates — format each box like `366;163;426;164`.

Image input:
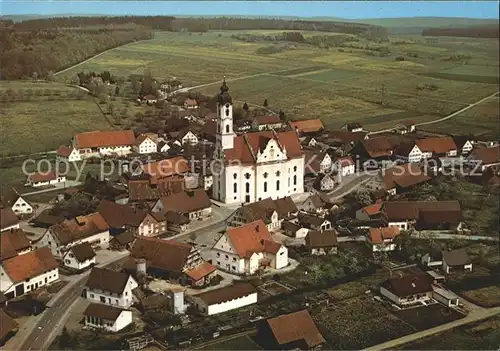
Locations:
453;137;474;155
394;144;423;164
368;227;401;252
157;141;170;153
191;283;258;316
212;220;288;275
334;156;355;177
35;213;110;258
25;171;66;188
441;249;472;274
179;130;199;145
212;80;305;205
73;130;135;159
84;267;138;308
133;135;157;154
380;273;434;307
152;189;212;221
56;145;81;162
0;248;59;299
63;242;96;271
83;303;133;332
2;193;33;216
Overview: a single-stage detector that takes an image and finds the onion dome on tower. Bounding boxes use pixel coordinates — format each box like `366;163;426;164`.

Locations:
218;76;232;105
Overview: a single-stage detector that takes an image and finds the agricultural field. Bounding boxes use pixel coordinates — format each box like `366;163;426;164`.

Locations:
53;30;498;131
396;315;500;350
422;96;500;138
0;98;111;156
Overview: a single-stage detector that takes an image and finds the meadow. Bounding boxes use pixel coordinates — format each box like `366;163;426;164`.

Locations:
38;30;500;131
0;98;111;156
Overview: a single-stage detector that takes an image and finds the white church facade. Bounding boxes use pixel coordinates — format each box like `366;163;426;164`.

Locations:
212;80;305;205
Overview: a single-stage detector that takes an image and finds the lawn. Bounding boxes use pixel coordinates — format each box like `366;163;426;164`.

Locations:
422;96;500;139
426;64;500;84
0;99;112;156
297;68;363;81
396;315;500;350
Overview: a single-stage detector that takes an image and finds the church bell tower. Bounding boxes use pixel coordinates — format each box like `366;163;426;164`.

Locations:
216;77;235;152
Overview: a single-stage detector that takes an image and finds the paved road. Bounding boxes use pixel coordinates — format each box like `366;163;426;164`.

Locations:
19;252;129;351
363;306;500;351
368;91;499;135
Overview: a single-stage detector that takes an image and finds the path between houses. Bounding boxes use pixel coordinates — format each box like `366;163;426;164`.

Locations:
363;306;500;351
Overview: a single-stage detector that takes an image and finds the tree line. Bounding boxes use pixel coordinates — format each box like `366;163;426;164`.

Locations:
0;27;152;79
422;25;499;39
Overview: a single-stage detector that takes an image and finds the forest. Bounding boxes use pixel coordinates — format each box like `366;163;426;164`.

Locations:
422;25;499;38
0;16;388;80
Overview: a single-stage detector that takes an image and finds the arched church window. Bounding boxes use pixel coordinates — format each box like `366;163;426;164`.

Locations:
244;173;251;180
276;180;280;191
263;172;268;178
275;171;281;177
233;173;237;179
245;182;250;193
293;166;297;172
233;183;237;193
293;175;297;185
264;182;268;192
225;108;230;117
226;125;230;133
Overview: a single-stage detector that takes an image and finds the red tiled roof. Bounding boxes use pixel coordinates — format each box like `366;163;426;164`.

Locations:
158;189;211;214
224;220;281;258
255;115;282;125
50;212;109;245
383;201;461;221
360;137;393;158
185;261;216;281
416;137;457;154
28;171;58;183
1;229;31;261
470;146;500;165
338;156;354;167
74;130;135;149
383;163;431;189
2;247;58;283
224;130;302;164
195;282;257;305
141;156;190;183
266;310;325;348
381;273;433;298
56;145;75;157
362;203;383;216
369;227;400;244
0;208;19;230
289;119;324;134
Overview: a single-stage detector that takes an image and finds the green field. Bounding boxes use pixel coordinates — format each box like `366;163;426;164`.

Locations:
422;96;500;138
1;98;111;156
45;30;500;131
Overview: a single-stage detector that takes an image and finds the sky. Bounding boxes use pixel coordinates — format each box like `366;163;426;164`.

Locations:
1;1;499;19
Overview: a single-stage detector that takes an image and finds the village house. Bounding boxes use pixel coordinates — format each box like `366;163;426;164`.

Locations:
157;140;171;153
341;123;363;133
83;303;133;332
422;249;472;274
395;121;416;135
380;273;434;307
1;190;33;216
0;247;59;299
382;163;432;195
212;80;304;204
257;309;325;350
289;119;325;136
97;200;167;237
252;115;284;131
356;203;384;221
415;137;458;158
0;309;18;346
303;137;318;148
109;231;136;251
73;130;135;158
298;212;332;232
304;150;333;175
305;230;338;255
312;173;336;192
140;156;190;184
178;129;199;145
127;174;185;204
333;156;355;177
281;220;310;239
383;200;462;231
56;145;81;162
467;145;500;171
367;227;401;252
228;197;298;232
183;98;198;109
129;237;216;287
394;143;423;163
327;130;369;152
152;189;212;221
452;136;474;155
1;229;32;260
133;134;157;154
84;267;138;308
25;171;66;188
35;212;110;258
62;242;96;271
190;282;258;316
212;220;287;275
352;137;393;168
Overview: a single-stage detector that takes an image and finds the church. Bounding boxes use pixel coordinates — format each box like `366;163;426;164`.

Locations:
212;79;305;204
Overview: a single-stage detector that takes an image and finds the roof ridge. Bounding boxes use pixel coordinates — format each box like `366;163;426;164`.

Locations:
243;133;257;161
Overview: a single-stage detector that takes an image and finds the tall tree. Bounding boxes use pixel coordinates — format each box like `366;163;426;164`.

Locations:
243;102;249;112
263;98;268;108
